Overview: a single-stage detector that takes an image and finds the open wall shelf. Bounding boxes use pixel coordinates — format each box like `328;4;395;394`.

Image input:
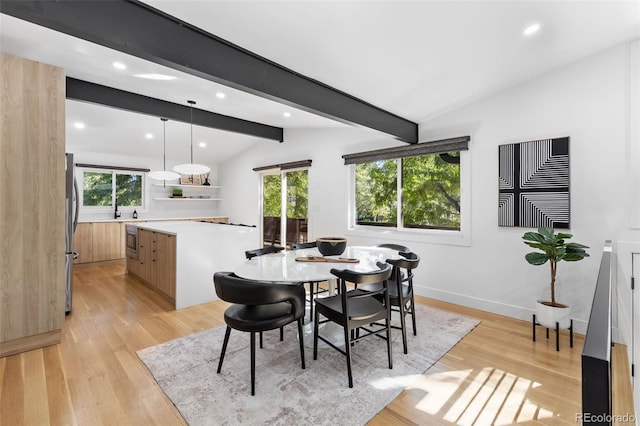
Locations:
152;183;221;189
153;197;222;201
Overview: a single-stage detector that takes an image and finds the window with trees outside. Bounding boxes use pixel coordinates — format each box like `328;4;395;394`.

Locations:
81;169;144;209
355;153;461;230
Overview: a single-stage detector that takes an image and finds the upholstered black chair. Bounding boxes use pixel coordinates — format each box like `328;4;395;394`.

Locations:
213;272;306;395
245;245;284;260
313;263;393;388
360;252;421;354
291;241;328;321
244;245;288;344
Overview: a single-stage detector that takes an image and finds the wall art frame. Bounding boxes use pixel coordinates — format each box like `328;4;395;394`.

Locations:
498;136;570;228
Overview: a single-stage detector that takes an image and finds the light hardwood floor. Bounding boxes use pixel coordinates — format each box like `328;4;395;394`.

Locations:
0;262;634;425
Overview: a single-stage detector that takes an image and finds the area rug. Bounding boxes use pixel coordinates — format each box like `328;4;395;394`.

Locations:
137;304;479;426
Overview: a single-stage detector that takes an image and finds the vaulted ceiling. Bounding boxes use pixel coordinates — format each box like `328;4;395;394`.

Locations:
1;1;638;164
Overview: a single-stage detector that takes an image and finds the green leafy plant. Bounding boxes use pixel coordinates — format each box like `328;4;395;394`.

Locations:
522;227;589;306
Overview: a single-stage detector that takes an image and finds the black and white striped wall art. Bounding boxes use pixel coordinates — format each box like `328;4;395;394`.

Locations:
498;137;570;228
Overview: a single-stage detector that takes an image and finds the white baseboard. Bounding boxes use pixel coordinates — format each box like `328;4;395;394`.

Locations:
414;285;592;336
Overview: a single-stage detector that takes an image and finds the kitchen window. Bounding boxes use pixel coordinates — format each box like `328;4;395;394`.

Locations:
80;168;144;210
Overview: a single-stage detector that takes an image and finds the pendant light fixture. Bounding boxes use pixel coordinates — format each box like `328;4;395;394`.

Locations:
173;100;211;176
148;118;181;181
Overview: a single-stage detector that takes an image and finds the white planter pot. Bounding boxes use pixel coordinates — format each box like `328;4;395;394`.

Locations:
535;301;571;329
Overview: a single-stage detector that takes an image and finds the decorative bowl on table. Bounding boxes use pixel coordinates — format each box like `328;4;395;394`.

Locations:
316;237;347;256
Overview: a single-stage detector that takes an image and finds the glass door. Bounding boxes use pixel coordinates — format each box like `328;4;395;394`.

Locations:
285;170;308;247
261;169;309;248
262;173;282;247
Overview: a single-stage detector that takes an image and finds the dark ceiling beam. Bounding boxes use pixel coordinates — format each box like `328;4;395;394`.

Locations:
66;78;283;142
0;0;418;143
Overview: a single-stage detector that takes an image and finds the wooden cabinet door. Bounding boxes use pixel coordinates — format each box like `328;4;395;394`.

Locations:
0;53;65;352
92;222;122;262
120;222;126;259
138;229;153;283
73;223;93;263
154;233;176;300
126;254;140;277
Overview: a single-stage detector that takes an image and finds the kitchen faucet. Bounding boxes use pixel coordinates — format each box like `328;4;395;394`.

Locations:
114;198;121;219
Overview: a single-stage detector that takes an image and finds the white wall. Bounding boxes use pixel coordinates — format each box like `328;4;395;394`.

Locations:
71;150;222;221
219;41;639;334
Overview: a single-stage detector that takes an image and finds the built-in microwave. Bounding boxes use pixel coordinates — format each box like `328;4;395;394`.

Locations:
125;224;138;259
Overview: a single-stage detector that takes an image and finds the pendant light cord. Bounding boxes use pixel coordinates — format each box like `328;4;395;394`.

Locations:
188;100;196;164
162;117;168;187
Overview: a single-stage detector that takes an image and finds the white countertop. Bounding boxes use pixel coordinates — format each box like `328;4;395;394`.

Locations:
135;220;255;236
79;216;228;224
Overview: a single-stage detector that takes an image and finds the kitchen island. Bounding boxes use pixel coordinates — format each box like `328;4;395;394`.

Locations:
126;221;259;309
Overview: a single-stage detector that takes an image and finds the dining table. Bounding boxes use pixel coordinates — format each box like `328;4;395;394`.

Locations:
233;245;401;347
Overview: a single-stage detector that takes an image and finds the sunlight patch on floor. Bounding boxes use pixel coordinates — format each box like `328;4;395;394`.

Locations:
411;370;472;415
412;367;555;425
369;374;422;390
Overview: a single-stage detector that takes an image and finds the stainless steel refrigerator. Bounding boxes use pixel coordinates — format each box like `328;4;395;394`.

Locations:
65;153;79;314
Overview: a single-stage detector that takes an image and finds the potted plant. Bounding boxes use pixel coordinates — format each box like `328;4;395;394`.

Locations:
522;227;589;329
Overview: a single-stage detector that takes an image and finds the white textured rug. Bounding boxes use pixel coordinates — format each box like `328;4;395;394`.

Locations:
137;304;479;426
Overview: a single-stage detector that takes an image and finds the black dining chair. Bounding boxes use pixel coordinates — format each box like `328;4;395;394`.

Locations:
213;271;306;396
244;245;288;344
359;252;421;354
313;263;393;388
376;243;410;284
291;241;328;321
245;245;284;260
376;243;410;253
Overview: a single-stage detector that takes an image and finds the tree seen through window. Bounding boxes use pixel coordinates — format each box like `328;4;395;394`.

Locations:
355;153;460;230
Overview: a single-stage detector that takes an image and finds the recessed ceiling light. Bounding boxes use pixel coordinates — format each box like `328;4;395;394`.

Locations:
74;122;85;129
145;133;153;139
523;23;541;37
199;142;206;148
215;92;226;99
112;61;126;70
283;112;292;118
134;73;177;81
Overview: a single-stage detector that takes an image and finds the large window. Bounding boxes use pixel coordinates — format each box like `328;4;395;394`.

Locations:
355;153;461;231
81;169;144;209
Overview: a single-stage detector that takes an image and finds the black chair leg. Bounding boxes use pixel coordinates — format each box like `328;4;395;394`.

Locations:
313;310;320;360
398;299;408;354
280;326;284;341
409;294;417;336
259;331;263;348
344;324;353;388
217;326;231;373
297;319;306;369
386;315;393;369
250;331;256;395
308;282;314;322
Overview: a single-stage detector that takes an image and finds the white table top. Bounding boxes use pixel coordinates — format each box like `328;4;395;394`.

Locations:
233;246;400;282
